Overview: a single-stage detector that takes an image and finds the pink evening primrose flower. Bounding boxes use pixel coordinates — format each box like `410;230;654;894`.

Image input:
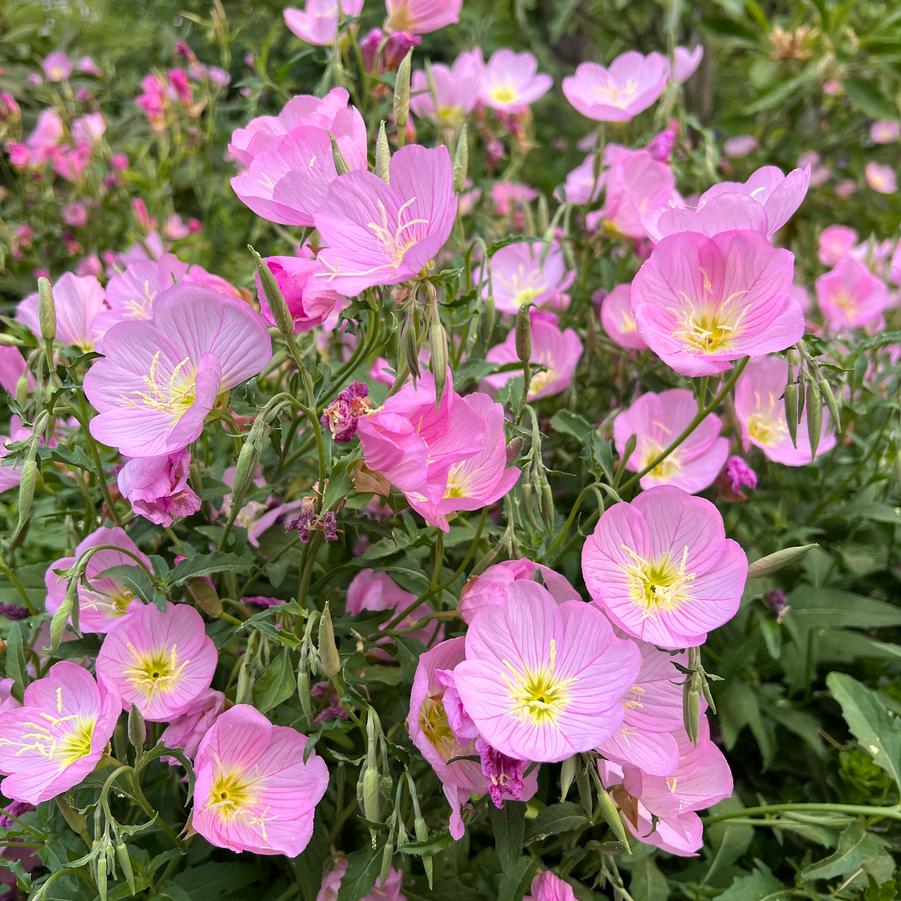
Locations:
96;602;217;721
582;486;747;649
42;52;73;82
816;256;890;331
317;858;407;901
479;50;552;112
255;252;344;333
160;688;226;760
673;45;703;83
16;273;107;352
818;225;858;267
562;52;669;123
631;229;802;377
117;450;202;527
723;135;757;158
454;581;641;763
385;0;462;34
411;50;483;125
489;241;575;314
865;162;897;194
357;372;520;532
84;285;272;458
0;347;27;397
614;389;729;494
458;558;580;625
484;310;583;401
192;704;328;856
0;662;120;804
870;120;900;143
524;871;578;901
734;356;836;466
599;284;647;351
44;526;150;634
312;144;456;297
284;0;364;46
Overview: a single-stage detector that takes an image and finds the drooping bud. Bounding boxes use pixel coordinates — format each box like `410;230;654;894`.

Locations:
12;458;37;544
515;304;532;364
127;703;146;752
762;588;790;622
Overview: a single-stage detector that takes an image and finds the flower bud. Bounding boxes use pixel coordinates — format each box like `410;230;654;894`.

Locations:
317;601;341;678
37;277;56;341
784;381;799;448
249;245;293;337
330;132;350;174
817;374;841;436
747;543;817;578
297;668;313;723
596;783;630;849
453;124;469;193
13;458;37;543
429;315;448;403
805;380;823;459
393;48;413;141
115;841;136;895
185;577;222;618
95;850;108;901
127;703;146;752
559;755;577;801
515;304;532;364
375;120;390;183
362;764;381;826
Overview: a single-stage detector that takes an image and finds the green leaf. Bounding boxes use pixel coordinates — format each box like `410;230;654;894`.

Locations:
336;846;381;901
630;855;670;901
842;78;897;119
704;798;754;882
252;648;296;714
827;672;901;788
802;821;886;881
787;587;901;630
497;856;537;901
167;552;252;585
718;863;785;900
524;802;589;845
172;862;263;899
490;801;526;874
4;622;27;697
718;680;776;766
549;410;595;443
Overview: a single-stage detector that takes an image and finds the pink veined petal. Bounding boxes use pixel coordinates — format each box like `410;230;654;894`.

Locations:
599;726;680;777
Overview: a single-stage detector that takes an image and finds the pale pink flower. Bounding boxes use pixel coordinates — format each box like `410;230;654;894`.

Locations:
489;241;574;314
385;0;462;34
525;871;578;901
798;151;831;187
563;154;602;205
865;161;897;194
0;678;18;714
455;582;639;762
192;704;328;855
84;285;272;457
870;120;900;144
317;858;406;900
77;56;102;77
673;45;703;83
614;389;728;494
724;136;758;160
357;373;520;532
835;178;857;199
118;450;201;526
45;526;150;633
631;229;802;377
16;273;107;351
255;252;344;332
484;310;582;400
312;144;457;296
0;662;120;804
599;284;646;351
42;52;72;82
284;0;364;45
816;256;890;331
97;602;217;721
0;418;31;495
563;52;668;123
582;486;747;648
72;112;106;145
0;347;27;397
480;50;552;111
61;202;88;227
491;181;539;218
411;50;483;124
734;356;836;466
160;688;226;760
818;225;858;267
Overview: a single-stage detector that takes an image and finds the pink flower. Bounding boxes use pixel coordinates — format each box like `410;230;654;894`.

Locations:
865;162;897;194
734;356;836;466
97;602;217;721
284;0;364;46
582;486;747;649
491;181;539;217
816;256;890;331
385;0;462;34
563;155;602;205
0;347;27;397
489;241;574;314
192;705;328;855
16;273;107;351
723;455;757;496
77;56;102;77
835;178;857;199
818;225;858;267
631;230;802;377
563;52;668;123
0;418;32;495
673;45;703;83
117;450;201;526
458;558;580;625
317;858;406;900
160;688;226;759
870;120;900;144
484;310;582;400
598;284;646;351
524;872;578;901
411;50;483;124
723;135;757;158
454;582;640;762
45;526;150;633
0;92;20;122
255;253;344;332
0;662;120;804
230;88;367;226
84;285;272;457
480;50;552;111
0;678;18;714
72;112;106;145
614;389;728;493
312;144;457;296
357;373;520;532
42;52;73;82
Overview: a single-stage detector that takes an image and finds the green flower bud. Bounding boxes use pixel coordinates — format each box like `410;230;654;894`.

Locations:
784;381;799;448
393;48;413;141
362;765;381;825
115;841;136;895
330;132;350;174
453;124;469;193
317;601;341;678
127;703;146;752
515;304;532;364
596;783;631;850
806;379;823;459
375;120;390;183
13;458;37;543
249;245;293;337
37;277;56;341
559;756;577;801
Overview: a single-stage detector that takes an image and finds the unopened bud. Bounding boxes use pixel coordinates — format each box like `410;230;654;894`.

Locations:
115;842;136;895
429;316;448;403
362;765;381;826
453;124;469;193
13;458;37;543
127;703;146;752
37;277;56;341
596;783;630;850
747;543;817;579
784;381;799;448
515;304;532;364
297;669;313;723
393;48;413;140
817;374;841;436
317;601;341;678
560;756;577;801
249;246;293;337
375;121;390;183
185;577;222;618
330;132;350;174
805;380;823;459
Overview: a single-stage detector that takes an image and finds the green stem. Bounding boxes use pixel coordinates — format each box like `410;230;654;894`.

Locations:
0;557;36;613
704;802;901;824
75;397;122;526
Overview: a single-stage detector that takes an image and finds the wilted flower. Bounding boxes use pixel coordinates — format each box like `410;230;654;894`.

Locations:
322;382;373;442
762;588;790;621
723;454;758;497
117;450;202;526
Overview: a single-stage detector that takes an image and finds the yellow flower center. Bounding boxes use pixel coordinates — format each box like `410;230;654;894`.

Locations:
592;78;638;106
209;769;258;819
122;643;188;701
528;367;555;396
621;545;695;614
419;695;457;762
58;719;96;766
490;84;518;105
443;462;470;500
504;640;575;726
675;268;748;355
125;352;199;423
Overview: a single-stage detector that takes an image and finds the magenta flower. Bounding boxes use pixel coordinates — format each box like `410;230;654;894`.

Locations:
865;162;897;194
357;373;520;532
42;51;73;82
631;230;802;377
160;688;226;760
255;253;344;332
192;705;328;855
734;356;836;466
673;45;703;83
485;310;583;400
117;450;202;527
614;389;728;493
0;662;120;804
454;581;640;762
489;241;574;314
818;225;858;267
411;50;483;125
16;273;107;351
97;602;217;721
385;0;462;34
479;50;552;111
284;0;364;46
563;52;668;123
45;526;150;633
322;382;373;441
582;486;747;649
816;256;890;331
524;872;578;901
723;455;757;497
599;284;647;351
312;144;457;296
458;558;579;625
84;285;272;457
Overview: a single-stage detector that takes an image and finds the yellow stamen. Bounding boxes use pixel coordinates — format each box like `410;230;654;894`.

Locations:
122;643;188;700
621;545;695;615
504;640;576;726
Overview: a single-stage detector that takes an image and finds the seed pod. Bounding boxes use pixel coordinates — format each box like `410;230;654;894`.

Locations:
329;132;350;174
13;458;37;543
806;380;823;460
127;703;146;752
375;121;390;183
453;124;469;193
317;601;341;678
37;277;56;341
515;304;532;364
393;49;413;141
115;841;136;895
249;245;293;337
784;380;799;448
